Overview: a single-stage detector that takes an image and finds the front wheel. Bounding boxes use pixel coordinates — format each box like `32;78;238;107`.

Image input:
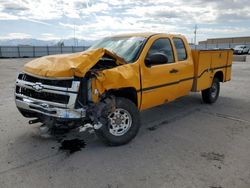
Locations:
202;77;220;104
95;97;141;146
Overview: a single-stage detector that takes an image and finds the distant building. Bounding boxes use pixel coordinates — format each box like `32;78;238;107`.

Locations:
199;36;250;46
198;36;250;49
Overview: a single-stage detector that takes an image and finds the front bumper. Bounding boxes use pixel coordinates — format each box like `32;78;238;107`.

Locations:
16;97;86;119
15;73;87;119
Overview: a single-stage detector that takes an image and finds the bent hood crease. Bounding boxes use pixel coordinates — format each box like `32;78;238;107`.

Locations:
24;48;126;78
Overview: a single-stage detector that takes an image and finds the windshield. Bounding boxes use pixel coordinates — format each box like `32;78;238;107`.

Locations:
90;37;146;63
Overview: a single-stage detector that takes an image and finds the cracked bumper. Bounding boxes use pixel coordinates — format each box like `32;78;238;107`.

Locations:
16;97;86;119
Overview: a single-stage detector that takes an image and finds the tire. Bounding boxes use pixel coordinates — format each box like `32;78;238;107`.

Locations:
202;77;220;104
95;97;141;146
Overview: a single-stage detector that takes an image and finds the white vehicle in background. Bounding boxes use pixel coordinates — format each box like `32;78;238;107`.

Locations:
233;45;249;55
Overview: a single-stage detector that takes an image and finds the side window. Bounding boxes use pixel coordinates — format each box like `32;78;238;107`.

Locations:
173;38;187;61
146;38;174;64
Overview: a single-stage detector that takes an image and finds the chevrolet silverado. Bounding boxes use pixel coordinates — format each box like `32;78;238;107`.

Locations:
15;33;233;145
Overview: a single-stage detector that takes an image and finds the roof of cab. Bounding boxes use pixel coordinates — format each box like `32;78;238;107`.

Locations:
112;32;184;38
113;32;156;38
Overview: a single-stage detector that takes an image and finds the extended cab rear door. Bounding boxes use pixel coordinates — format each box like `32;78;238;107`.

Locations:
140;35;189;110
172;37;194;97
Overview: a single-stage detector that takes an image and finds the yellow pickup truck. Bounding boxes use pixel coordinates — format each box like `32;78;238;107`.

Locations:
15;33;233;145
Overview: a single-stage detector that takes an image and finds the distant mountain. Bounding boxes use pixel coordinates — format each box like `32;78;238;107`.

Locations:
0;38;95;46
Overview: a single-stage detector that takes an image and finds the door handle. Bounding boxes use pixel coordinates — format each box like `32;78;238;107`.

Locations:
169;69;179;74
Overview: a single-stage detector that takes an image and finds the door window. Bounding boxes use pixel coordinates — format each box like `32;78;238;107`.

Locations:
146;38;174;65
173;38;187;61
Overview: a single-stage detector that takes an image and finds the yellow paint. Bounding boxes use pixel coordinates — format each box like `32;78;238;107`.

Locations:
91;63;141;103
24;48;126;78
137;34;194;109
192;49;233;92
22;33;233;111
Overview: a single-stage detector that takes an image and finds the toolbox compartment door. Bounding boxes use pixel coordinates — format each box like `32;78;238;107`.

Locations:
191;50;233;92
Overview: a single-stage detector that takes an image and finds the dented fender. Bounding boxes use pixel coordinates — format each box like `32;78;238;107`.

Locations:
91;63;141;105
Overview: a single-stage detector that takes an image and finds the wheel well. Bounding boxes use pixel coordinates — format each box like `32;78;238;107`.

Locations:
214;71;224;82
108;87;138;107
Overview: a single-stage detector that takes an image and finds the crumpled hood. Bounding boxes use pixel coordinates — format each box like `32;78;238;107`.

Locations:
24;48;125;78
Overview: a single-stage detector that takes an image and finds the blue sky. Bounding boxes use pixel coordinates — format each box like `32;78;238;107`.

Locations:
0;0;250;42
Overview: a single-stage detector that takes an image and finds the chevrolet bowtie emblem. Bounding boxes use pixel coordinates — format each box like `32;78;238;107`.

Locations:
32;83;44;92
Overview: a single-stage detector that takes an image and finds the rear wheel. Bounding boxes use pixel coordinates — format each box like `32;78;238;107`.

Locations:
95;97;141;146
202;77;220;104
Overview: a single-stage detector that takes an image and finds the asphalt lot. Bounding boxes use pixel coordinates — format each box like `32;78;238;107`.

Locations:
0;58;250;188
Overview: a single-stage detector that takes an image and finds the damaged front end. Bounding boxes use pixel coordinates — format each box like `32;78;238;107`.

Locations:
15;48;123;134
15;73;86;120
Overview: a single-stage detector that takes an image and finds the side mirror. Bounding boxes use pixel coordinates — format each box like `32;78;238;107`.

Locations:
145;53;168;67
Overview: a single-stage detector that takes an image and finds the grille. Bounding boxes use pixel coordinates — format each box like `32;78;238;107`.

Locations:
16;86;69;104
18;73;72;88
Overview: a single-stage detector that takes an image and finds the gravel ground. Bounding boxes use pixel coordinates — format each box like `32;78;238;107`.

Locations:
0;58;250;188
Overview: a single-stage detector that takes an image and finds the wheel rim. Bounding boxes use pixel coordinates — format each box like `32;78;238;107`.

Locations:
211;82;218;98
108;108;132;136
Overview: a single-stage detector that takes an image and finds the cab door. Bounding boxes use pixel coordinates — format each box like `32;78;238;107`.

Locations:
140;36;183;110
172;37;194;97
